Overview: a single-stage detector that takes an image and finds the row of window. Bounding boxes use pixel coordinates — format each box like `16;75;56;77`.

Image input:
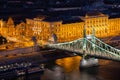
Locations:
86;19;108;24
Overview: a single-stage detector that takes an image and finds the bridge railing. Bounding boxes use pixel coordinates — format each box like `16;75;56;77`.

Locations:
86;38;120;60
47;38;83;52
47;36;120;61
92;37;120;55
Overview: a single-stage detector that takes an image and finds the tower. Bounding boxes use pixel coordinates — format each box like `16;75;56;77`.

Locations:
7;17;15;36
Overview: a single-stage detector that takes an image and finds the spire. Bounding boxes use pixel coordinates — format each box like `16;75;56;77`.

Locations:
7;17;14;25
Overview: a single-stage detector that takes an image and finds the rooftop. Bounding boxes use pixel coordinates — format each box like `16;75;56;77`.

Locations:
43;17;62;22
62;16;83;24
85;11;107;17
43;16;83;24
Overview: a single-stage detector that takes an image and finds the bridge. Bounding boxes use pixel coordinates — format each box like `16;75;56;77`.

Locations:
46;28;120;62
0;27;120;68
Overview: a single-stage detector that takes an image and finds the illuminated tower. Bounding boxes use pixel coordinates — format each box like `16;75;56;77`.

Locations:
7;17;15;37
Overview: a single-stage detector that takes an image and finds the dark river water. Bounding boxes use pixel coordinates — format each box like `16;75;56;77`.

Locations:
7;56;120;80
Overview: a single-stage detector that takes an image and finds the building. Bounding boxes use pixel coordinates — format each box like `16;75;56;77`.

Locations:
6;17;15;37
81;12;109;37
25;12;120;42
0;12;120;43
0;20;3;34
109;18;120;36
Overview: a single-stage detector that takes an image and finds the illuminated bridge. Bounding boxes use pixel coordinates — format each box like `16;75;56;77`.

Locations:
46;28;120;62
0;28;119;69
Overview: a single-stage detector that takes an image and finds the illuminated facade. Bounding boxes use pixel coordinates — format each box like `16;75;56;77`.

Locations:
108;18;120;36
0;12;120;43
26;18;51;41
81;12;109;37
0;17;15;37
26;12;120;42
0;19;7;36
15;22;26;39
54;22;84;42
0;20;3;34
26;17;84;42
7;17;15;37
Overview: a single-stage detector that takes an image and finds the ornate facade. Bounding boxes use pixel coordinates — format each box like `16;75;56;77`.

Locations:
81;12;109;37
26;12;120;42
7;17;15;37
109;18;120;36
0;12;120;43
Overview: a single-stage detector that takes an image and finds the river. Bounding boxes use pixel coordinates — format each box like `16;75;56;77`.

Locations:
7;56;120;80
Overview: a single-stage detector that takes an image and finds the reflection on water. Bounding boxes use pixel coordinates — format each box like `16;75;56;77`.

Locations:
41;56;103;80
41;65;65;80
4;56;120;80
55;56;102;80
56;56;81;73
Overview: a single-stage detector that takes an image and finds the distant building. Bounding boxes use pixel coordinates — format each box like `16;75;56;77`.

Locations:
26;17;62;41
81;12;109;37
6;17;15;36
26;12;120;42
0;12;120;43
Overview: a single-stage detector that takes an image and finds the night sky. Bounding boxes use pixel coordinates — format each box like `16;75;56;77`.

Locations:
0;0;120;23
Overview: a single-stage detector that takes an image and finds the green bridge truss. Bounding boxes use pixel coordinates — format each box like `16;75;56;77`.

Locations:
46;28;120;61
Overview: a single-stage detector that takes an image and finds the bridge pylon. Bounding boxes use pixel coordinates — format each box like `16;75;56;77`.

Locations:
80;26;98;68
